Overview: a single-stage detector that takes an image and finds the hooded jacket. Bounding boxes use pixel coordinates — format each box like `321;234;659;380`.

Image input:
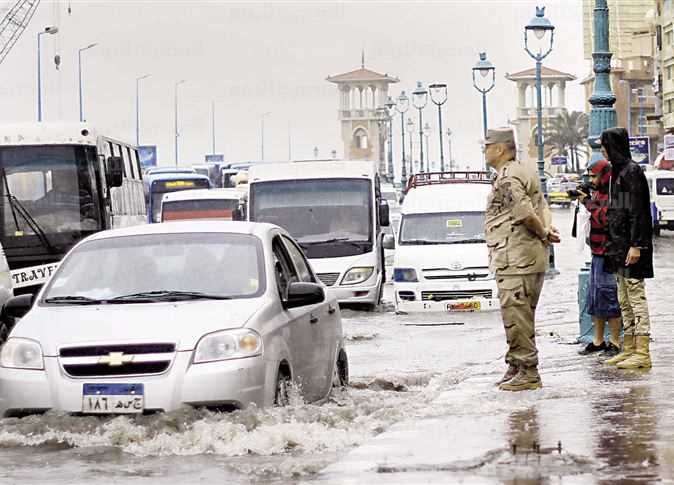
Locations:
600;127;654;279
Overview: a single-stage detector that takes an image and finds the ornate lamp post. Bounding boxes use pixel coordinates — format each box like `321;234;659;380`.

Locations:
423;122;432;171
412;82;428;172
429;83;448;171
587;0;616;162
472;53;496;141
406;117;415;176
385;96;396;181
396;92;410;187
524;6;555;194
375;107;389;176
446;128;454;171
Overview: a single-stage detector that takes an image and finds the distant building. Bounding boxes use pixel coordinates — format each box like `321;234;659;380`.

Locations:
326;57;398;169
505;66;576;172
654;0;674;137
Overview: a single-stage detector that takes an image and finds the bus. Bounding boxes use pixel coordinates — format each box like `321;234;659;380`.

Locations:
145;171;211;223
0;122;146;293
248;161;390;310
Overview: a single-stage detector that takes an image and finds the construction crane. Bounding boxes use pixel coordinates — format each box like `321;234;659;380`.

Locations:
0;0;40;66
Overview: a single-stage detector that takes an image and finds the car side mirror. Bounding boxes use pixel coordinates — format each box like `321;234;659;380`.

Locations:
379;200;390;227
2;294;34;321
106;156;124;188
285;282;324;309
383;234;396;250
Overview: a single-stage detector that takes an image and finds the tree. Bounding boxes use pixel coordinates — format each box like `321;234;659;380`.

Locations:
545;111;590;173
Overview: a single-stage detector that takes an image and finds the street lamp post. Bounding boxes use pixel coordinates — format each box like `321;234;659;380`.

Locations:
135;74;150;146
524;6;555;194
423;122;432;171
375;107;389;176
174;80;186;166
412;82;428;172
261;112;271;161
446;128;454;171
396;92;410;187
385;96;396;181
429;83;448;172
37;26;58;122
78;42;98;122
472;53;496;142
406;118;415;176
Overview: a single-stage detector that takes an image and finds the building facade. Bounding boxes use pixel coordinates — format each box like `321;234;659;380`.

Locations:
326;62;398;168
654;0;674;135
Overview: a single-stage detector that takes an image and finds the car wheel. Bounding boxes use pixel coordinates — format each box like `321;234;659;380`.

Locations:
332;350;349;388
274;368;291;407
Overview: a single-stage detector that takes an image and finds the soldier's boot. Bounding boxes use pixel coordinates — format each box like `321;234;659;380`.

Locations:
499;368;542;392
495;365;519;386
604;334;635;366
616;336;652;369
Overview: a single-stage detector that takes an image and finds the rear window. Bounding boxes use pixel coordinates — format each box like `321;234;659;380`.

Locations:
656;178;674;196
162;198;239;221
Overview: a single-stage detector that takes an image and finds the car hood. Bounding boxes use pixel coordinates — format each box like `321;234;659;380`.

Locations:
11;299;264;356
394;243;488;271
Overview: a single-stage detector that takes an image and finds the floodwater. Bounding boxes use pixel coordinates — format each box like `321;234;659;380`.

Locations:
1;208;673;484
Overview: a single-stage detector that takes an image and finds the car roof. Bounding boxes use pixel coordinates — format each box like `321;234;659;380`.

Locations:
249;160;377;182
161;188;245;202
402;184;491;214
83;221;280;242
145;172;211;183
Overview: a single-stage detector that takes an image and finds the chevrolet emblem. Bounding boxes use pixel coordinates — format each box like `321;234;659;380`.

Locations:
98;352;133;367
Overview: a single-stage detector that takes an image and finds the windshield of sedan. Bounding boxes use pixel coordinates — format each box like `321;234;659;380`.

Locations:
400;211;485;245
42;232;265;302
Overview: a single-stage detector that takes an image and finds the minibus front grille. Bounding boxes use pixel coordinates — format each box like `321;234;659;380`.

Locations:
421;289;492;302
317;273;340;287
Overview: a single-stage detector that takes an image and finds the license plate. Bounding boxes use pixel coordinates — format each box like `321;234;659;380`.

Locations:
447;301;481;312
82;383;144;414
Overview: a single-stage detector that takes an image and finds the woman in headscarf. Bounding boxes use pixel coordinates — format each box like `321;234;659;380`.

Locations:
578;159;621;357
599;127;654;369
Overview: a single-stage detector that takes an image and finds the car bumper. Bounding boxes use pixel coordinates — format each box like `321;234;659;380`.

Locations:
393;281;500;313
395;297;500;314
326;274;382;305
0;352;267;417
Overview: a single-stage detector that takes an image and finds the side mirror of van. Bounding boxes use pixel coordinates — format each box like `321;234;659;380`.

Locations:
106;156;124;188
383;234;396;250
2;294;34;322
379;201;390;227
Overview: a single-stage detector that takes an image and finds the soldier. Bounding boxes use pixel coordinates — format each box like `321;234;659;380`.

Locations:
484;128;560;391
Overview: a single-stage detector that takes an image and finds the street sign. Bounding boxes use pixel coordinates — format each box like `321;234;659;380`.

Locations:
205;154;224;163
551;155;567;166
665;134;674;162
138;145;157;168
629;136;650;165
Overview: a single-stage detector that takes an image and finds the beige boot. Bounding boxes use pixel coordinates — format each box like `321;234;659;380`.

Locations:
605;334;635;366
616;336;652;369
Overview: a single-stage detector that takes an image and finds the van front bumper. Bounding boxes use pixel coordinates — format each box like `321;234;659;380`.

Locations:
393;280;500;313
395;297;500;314
0;352;268;417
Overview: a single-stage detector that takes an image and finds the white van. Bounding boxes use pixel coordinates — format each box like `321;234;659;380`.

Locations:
645;169;674;236
248;161;389;310
160;188;246;222
386;172;499;314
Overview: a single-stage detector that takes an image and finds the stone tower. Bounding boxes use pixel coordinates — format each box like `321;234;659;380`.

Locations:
326;55;399;168
506;66;576;171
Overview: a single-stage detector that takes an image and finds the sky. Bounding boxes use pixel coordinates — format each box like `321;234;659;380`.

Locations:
0;0;588;171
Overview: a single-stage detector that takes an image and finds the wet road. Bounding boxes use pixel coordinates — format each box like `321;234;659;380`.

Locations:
1;208;673;484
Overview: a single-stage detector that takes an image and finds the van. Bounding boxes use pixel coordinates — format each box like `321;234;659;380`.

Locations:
248;161;389;310
386;172;499;314
160;188;247;222
646;169;674;236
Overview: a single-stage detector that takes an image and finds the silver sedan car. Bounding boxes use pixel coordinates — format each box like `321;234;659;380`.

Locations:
0;222;348;417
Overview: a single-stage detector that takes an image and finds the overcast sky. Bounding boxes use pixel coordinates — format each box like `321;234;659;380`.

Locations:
0;0;587;171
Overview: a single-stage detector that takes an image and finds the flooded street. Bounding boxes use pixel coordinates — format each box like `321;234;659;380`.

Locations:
1;208;674;484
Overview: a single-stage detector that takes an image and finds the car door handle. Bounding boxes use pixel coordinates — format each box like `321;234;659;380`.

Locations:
310;314;319;324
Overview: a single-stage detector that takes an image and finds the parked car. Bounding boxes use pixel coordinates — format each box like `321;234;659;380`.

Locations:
0;221;348;417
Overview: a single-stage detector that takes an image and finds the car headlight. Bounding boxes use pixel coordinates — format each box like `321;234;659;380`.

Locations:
393;268;418;282
193;329;263;364
0;338;44;370
341;267;374;285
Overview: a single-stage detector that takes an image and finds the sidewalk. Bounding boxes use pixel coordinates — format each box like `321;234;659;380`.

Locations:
309;213;674;484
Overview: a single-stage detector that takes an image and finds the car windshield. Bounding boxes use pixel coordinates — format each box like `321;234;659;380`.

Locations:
250;178;372;242
42;232;265;301
400;211;485;245
162;198;240;221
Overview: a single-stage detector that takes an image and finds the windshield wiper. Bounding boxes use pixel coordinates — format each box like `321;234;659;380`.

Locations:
110;290;233;302
299;237;370;248
43;295;104;305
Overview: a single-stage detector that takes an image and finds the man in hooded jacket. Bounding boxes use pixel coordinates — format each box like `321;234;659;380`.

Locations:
599;127;654;369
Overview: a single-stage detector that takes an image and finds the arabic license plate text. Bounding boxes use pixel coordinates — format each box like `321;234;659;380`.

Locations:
447;301;481;312
82;383;144;414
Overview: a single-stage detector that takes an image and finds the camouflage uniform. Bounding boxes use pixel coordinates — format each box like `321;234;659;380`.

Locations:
486;160;551;376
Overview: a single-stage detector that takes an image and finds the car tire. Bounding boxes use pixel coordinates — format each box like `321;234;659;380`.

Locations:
274;368;291;407
332;350;349;388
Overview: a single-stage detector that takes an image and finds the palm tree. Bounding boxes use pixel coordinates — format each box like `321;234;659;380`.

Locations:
545;111;590;173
